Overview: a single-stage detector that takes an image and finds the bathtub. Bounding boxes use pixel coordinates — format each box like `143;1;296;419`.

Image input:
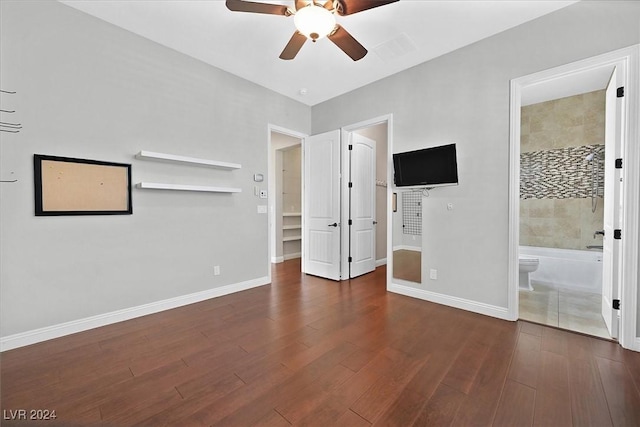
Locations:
520;246;603;294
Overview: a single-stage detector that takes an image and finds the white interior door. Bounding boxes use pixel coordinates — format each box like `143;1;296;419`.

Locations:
602;66;622;339
349;133;376;278
303;130;341;280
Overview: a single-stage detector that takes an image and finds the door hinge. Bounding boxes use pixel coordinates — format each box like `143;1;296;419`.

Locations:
617;86;624;98
348;219;352;226
615;158;623;169
614;229;622;240
613;299;620;310
348;182;352;188
348;144;353;150
348;256;352;263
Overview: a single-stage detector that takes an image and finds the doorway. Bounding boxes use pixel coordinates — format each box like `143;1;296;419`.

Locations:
268;126;305;266
302;116;390;281
509;46;640;350
518;85;611;339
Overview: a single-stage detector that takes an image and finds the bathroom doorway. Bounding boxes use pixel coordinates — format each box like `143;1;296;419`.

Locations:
509;46;640;349
518;84;611;338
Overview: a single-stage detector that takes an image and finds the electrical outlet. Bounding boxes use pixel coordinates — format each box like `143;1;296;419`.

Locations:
214;265;220;276
430;269;437;280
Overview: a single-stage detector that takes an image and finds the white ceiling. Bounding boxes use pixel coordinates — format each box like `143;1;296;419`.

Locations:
59;0;579;106
522;64;613;106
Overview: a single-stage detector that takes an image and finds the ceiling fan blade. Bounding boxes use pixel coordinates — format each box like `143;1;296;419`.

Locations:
336;0;398;16
280;31;307;60
295;0;309;10
327;25;367;61
225;0;290;16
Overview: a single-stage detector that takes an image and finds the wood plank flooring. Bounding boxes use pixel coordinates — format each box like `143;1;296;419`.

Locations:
2;259;640;426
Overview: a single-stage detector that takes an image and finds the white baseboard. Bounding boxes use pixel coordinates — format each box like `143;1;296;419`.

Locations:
283;252;301;261
393;245;421;252
0;276;270;352
388;281;510;321
272;256;284;263
376;258;387;267
633;337;640;352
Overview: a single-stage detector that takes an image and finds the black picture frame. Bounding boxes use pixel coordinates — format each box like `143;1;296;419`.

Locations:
34;154;132;216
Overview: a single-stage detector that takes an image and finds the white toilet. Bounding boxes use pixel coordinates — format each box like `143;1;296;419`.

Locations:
519;256;539;291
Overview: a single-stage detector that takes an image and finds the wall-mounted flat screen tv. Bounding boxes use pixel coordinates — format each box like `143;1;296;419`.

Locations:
393;143;458;188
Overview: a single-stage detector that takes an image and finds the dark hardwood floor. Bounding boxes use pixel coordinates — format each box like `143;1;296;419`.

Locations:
2;259;640;426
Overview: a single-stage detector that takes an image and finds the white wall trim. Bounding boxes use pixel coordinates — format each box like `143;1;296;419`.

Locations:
619;45;640;350
1;276;270;352
389;281;510;320
507;76;522;322
392;245;421;252
283;252;301;261
376;258;387;267
272;256;284;263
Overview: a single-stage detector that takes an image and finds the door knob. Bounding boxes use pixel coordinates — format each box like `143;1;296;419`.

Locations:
328;222;338;227
373;221;378;225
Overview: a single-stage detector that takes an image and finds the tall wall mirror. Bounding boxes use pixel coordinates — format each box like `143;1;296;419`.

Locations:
392;190;422;283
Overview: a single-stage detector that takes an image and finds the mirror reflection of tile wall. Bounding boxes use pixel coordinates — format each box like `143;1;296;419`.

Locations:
520;90;605;251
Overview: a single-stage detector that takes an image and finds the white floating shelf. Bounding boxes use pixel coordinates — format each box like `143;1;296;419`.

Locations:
136;150;241;170
283;236;302;242
283;212;302;217
283;225;302;230
136;182;241;193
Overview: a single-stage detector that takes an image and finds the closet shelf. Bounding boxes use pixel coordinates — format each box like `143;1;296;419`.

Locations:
136;182;242;193
283;236;302;242
283;212;302;217
136;150;241;170
283;225;302;230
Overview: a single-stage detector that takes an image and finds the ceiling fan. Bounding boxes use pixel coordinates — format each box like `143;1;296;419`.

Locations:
225;0;399;61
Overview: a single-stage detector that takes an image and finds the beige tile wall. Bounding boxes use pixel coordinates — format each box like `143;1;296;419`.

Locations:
520;90;605;251
521;90;605;152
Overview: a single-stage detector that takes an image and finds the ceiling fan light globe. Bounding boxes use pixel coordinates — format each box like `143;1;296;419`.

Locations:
294;5;336;40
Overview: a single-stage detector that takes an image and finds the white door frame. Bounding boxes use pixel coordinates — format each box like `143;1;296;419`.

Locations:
341;114;393;280
508;45;640;350
267;124;307;279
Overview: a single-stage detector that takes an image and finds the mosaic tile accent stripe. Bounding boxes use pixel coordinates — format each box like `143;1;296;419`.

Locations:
520;144;604;199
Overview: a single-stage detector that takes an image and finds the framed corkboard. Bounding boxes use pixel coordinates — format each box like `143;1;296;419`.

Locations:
34;154;132;216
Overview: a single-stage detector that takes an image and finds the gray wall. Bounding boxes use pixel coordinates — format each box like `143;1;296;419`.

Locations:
312;2;640;311
0;0;310;336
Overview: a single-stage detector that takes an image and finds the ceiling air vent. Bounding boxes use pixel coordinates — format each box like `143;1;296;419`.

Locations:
373;33;418;62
